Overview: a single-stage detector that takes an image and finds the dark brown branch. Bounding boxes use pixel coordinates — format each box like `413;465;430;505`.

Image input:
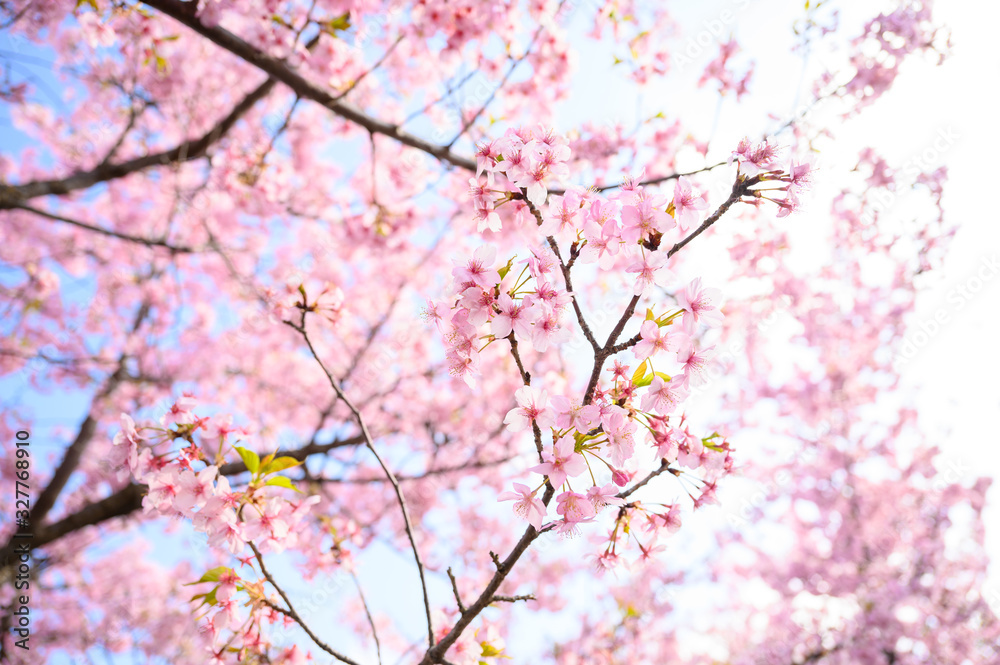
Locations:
140;0;477;173
618;459;674;499
519;195;600;353
24;299;149;530
582;176;754;403
446;567;467;614
0;434;365;570
418;485;555;665
547;237;599;352
250;541;362;665
0;72;279;209
9;203;203;253
506;331;545;463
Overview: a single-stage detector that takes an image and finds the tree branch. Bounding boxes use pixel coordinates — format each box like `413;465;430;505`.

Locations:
519;195;600;353
0;433;365;570
250;541;362;665
547;161;729;197
581;175;754;403
490;593;535;604
9;203;204;253
288;310;436;650
0;71;279;209
140;0;477;173
418;484;555;665
351;570;383;665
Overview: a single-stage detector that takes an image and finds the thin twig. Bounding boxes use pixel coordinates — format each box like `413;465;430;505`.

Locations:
446;4;564;148
491;594;535;604
581;176;754;404
401;70;480;127
313;456;513;485
11;203;202;253
548;161;729;197
506;331;545;462
519;195;600;352
333;34;404;102
446;568;466;614
418;484;555;665
249;542;362;665
617;459;675;499
141;0;478;173
351;571;383;665
288;311;436;650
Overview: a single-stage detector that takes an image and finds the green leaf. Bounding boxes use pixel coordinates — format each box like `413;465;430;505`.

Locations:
260;455;302;476
198;588;218;607
631;361;647;385
496;256;515;281
322;12;352;36
481;644;504;658
184;566;233;586
234;446;260;474
645;308;656;321
265;476;302;493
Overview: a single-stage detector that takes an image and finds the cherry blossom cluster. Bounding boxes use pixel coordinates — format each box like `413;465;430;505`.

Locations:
111;396;324;655
496;285;734;556
427;243;572;386
730;137;813;216
470;125;571;229
430;128;753;556
113;397;319;556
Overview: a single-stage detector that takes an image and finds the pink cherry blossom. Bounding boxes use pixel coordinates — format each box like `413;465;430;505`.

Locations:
110;413;142;477
633;320;679;360
621;198;671;244
677;341;714;385
587;483;625;512
5;5;988;663
175;465;218;513
531;438;588;488
550;395;602;432
626;251;672;296
453;244;501;290
497;482;546;529
491;293;538;339
672;176;708;231
676;278;724;330
556;491;597;534
504;385;556;432
641;376;689;414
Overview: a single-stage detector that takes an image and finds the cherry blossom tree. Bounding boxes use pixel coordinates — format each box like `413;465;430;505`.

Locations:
0;0;995;664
